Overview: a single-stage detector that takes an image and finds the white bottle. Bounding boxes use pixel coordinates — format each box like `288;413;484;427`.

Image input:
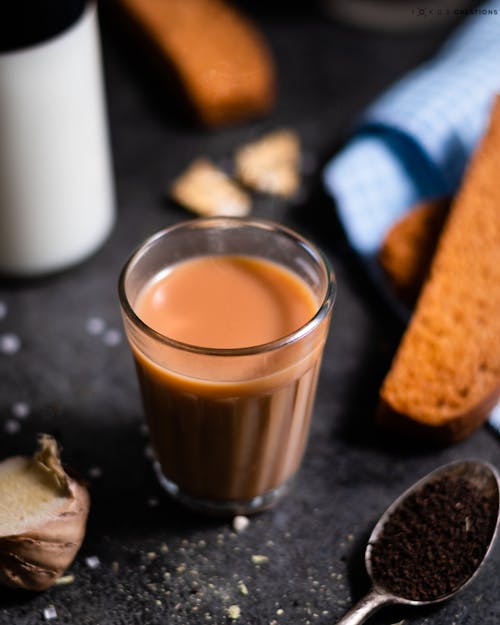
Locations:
0;2;115;276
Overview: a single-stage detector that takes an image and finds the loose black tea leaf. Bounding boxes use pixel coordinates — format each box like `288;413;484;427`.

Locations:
370;474;497;601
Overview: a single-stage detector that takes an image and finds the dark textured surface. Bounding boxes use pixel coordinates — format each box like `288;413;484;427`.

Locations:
0;4;499;624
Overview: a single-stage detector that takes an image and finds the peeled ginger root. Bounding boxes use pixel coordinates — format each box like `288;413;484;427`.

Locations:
0;435;90;591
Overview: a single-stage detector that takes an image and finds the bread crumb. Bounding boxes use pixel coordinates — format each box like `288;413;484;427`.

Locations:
170;158;251;217
227;605;241;619
235;130;301;197
251;554;269;564
238;582;249;596
232;515;249;533
54;574;74;586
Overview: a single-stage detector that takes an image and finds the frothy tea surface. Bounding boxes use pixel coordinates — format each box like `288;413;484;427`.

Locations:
135;254;318;349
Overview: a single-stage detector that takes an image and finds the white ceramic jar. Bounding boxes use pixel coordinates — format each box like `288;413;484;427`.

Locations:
0;2;115;277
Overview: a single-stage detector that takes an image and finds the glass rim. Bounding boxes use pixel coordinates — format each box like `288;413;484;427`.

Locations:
118;217;336;357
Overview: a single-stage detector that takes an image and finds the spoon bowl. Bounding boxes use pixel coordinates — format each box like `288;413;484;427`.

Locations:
335;459;500;625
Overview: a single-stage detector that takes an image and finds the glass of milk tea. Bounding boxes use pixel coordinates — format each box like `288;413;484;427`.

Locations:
119;217;335;515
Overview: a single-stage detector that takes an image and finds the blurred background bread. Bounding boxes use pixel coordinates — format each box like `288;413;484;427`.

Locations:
115;0;276;127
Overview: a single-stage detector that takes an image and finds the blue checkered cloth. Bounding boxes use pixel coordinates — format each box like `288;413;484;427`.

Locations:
323;1;500;435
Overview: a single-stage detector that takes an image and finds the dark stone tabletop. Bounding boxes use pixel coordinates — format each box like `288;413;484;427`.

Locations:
0;3;498;624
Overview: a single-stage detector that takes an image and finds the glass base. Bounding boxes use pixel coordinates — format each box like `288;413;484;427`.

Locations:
153;460;292;517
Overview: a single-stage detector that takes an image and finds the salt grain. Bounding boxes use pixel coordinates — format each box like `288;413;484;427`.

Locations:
232;515;249;533
88;466;102;479
102;328;122;347
85;556;100;569
43;605;58;621
147;497;159;508
11;401;30;419
0;333;21;354
5;419;20;434
86;317;106;335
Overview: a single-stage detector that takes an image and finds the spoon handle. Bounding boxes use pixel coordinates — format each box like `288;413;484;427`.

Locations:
334;588;391;625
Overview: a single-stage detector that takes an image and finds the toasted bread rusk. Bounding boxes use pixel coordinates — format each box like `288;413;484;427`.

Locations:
117;0;275;127
378;198;449;307
378;97;500;443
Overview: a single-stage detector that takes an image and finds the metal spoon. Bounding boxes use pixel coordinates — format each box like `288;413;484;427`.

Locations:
335;459;500;625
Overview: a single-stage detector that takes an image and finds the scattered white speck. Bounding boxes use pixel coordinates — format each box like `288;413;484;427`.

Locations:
86;317;106;336
0;301;7;320
43;605;57;621
276;608;284;616
11;401;30;419
0;333;20;354
147;497;159;507
85;556;100;569
102;328;122;347
5;419;20;434
88;466;102;479
232;515;250;533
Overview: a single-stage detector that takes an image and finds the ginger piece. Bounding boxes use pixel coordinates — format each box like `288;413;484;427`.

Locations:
0;435;90;591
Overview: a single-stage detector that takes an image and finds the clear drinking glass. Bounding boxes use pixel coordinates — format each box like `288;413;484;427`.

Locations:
119;217;335;515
